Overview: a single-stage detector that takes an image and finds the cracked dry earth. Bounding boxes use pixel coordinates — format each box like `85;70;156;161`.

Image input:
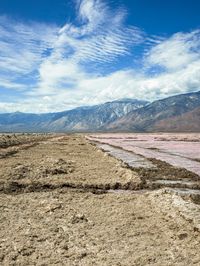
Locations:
0;134;200;265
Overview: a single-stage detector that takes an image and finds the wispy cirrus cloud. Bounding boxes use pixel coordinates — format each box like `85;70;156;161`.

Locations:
35;0;144;95
0;0;200;113
0;16;58;74
0;15;59;94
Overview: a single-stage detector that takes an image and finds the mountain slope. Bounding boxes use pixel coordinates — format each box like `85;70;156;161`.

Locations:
47;99;148;132
151;106;200;132
0;99;148;132
107;91;200;132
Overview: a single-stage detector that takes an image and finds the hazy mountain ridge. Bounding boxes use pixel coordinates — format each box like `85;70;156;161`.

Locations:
0;99;148;132
107;91;200;132
1;91;200;132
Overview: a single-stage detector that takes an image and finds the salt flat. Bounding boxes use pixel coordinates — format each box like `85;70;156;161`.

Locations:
88;133;200;176
0;133;200;265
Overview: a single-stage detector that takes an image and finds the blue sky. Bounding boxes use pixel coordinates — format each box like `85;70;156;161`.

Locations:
0;0;200;113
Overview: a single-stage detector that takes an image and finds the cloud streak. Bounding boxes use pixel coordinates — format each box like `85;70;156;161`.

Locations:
36;0;144;94
0;16;58;74
0;0;200;113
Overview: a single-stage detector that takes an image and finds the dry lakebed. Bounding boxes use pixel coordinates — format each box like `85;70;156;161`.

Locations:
0;133;200;265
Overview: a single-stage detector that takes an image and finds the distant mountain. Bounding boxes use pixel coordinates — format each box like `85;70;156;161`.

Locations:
107;91;200;132
0;99;148;132
2;91;200;133
152;106;200;132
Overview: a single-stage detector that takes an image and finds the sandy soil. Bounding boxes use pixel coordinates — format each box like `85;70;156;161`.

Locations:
0;133;52;149
0;134;200;265
0;135;141;192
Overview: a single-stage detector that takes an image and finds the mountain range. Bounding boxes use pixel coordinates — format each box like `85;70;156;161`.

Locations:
0;91;200;132
108;91;200;132
0;99;148;132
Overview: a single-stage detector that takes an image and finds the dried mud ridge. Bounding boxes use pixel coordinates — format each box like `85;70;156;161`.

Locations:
134;158;200;189
90;142;200;207
4;179;200;205
0;143;39;159
94;141;200;189
0;135;200;199
1;148;199;205
0;133;55;160
0;135;144;196
0;157;144;194
0;180;144;195
0;133;51;149
1;134;200;265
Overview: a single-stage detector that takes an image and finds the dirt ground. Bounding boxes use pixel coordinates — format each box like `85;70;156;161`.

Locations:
0;134;200;265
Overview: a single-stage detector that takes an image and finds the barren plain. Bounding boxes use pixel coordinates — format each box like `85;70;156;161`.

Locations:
0;133;200;265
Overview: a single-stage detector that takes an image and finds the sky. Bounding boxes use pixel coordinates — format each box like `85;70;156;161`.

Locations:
0;0;200;113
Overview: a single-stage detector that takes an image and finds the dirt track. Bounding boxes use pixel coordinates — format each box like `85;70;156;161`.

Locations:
0;134;200;265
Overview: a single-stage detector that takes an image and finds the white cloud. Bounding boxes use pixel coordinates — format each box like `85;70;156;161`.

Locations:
78;0;107;30
0;0;200;113
146;30;200;71
0;79;25;90
31;0;143;98
0;16;58;85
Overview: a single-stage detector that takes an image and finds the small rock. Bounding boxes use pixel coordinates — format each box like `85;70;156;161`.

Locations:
178;233;188;240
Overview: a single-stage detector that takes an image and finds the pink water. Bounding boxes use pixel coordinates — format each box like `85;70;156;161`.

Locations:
87;133;200;176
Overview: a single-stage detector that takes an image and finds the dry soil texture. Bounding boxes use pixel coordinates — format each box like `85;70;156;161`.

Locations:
0;134;200;266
